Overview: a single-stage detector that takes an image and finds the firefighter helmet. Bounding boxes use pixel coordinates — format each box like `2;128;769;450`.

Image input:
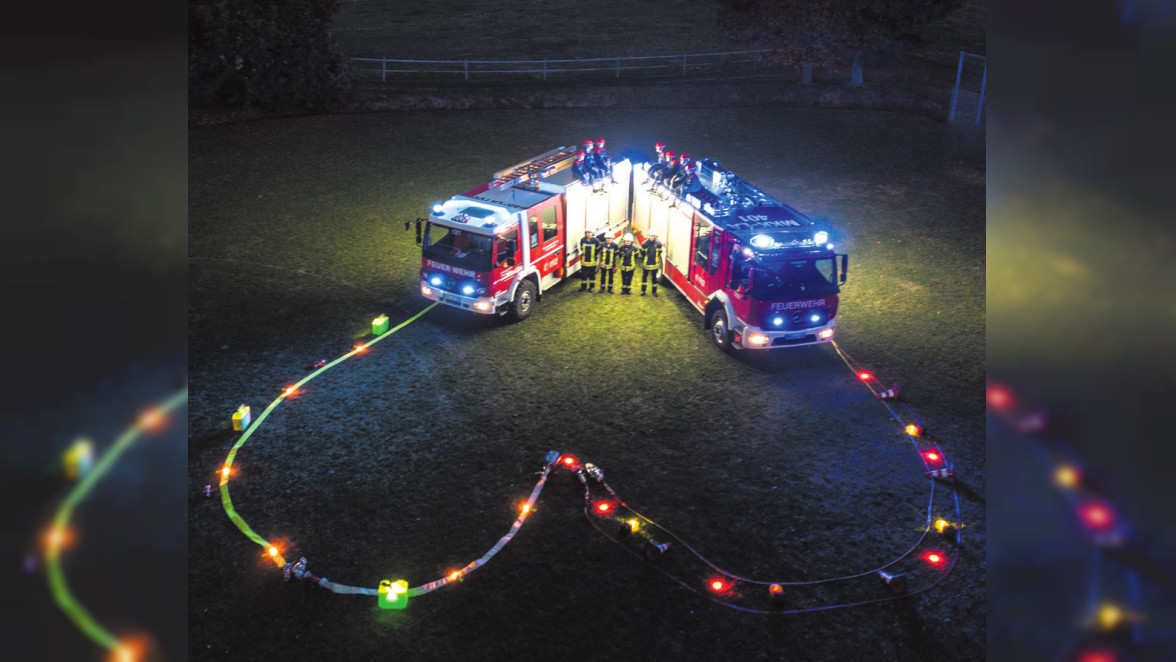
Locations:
664;150;676;159
623;233;634;242
596;138;605;147
576;150;586;160
648;229;658;237
583;139;594;150
680;153;691;164
655;141;665;152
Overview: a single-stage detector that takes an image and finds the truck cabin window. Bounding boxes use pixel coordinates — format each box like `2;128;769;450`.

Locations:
495;229;518;267
423;224;493;270
743;257;838;299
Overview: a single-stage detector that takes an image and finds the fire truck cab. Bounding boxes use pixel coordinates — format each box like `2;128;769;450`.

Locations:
419;146;631;320
631;157;848;351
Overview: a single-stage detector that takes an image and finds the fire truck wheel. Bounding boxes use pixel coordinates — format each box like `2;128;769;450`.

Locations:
509;279;537;321
710;309;732;352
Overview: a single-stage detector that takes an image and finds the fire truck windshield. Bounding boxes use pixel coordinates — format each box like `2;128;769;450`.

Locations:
423;222;494;271
739;256;839;299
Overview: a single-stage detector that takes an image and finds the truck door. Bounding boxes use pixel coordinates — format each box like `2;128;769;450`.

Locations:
690;220;722;295
530;197;564;283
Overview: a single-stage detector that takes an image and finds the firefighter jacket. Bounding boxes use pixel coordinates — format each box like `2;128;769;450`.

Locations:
640;239;663;270
617;243;641;271
592;149;612;176
600;241;619;268
579;236;601;266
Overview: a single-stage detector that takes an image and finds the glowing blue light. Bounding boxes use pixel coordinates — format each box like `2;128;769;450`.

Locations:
827;243;834;250
430;276;442;286
750;234;773;248
432;203;444;214
772;316;784;327
810;313;820;323
462;285;475;295
814;231;828;244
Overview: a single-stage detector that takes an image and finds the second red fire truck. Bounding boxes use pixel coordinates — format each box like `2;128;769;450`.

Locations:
417;143;848;351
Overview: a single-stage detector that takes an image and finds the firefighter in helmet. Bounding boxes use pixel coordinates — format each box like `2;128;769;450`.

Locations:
573;150;593;186
644;142;668;186
653;152;680;198
599;232;619;293
640;229;664;296
592;138;614;183
582;139;604;189
579;228;601;291
617;232;641;295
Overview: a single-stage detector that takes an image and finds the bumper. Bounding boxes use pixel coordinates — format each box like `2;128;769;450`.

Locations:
420;282;498;314
733;321;835;350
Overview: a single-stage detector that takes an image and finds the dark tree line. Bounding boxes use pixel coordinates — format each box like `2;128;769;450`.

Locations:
716;0;964;73
189;0;349;110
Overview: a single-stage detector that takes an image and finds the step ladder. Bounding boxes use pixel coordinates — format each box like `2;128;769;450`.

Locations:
491;146;578;190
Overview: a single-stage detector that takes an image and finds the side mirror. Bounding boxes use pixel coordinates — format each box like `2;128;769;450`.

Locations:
839;254;848;284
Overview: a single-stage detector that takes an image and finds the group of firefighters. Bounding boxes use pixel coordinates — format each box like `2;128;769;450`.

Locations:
577;227;664;296
643;141;702;199
572;138;613;190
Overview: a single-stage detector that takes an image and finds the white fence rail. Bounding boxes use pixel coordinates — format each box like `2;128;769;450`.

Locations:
351;50;774;82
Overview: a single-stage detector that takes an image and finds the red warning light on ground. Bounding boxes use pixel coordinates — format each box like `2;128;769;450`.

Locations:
921;550;946;567
708;578;729;593
596;502;612;513
283;385;297;397
562;456;577;466
986;383;1013;411
1075;649;1118;662
1079;500;1116;531
858;372;873;381
923;450;942;463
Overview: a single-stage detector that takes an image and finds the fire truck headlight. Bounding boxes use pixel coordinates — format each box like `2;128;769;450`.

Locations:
421;285;433;297
818;328;834;339
814;231;828;245
430;275;443;287
810;313;821;323
750;234;773;249
432;203;444;214
473;301;492;312
747;333;770;346
771;316;784;327
462;284;475;295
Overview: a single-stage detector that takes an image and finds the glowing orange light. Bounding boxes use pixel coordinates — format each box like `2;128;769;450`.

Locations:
355;344;366;353
905;424;922;436
283;386;297;397
449;571;460;581
627;519;639;532
222;466;231;478
107;634;150;662
138;407;166;432
42;525;76;556
1097;603;1125;631
267;546;279;557
858;372;873;381
520;503;531;514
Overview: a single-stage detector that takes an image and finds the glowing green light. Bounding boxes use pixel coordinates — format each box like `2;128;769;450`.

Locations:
378;579;409;610
372;314;389;335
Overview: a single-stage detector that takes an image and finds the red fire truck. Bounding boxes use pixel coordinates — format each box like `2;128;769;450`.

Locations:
418;144;847;351
630;157;848;351
418;146;631;320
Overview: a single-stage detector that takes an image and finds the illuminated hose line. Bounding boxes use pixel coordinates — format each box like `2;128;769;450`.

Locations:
218;303;553;598
45;386;189;652
988;381;1147;652
569;339;963;612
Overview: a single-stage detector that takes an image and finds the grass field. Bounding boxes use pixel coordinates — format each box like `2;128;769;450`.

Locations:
188;108;984;660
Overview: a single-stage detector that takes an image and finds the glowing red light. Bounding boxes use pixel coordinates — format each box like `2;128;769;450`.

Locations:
597;502;612;513
709;579;727;592
562;456;577;466
986;384;1013;411
1076;649;1118;662
858;372;873;381
921;550;946;566
923;451;941;462
1079;500;1115;530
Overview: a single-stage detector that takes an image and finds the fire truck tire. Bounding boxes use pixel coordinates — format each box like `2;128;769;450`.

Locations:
509;280;537;321
710;309;733;352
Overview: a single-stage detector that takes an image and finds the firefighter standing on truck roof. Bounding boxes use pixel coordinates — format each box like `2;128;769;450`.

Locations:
598;233;618;293
573;150;593;187
617;233;641;295
640;229;664;296
592;138;614;184
579;229;600;292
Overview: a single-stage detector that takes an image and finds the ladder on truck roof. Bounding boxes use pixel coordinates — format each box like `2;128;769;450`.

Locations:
491;146;578;190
